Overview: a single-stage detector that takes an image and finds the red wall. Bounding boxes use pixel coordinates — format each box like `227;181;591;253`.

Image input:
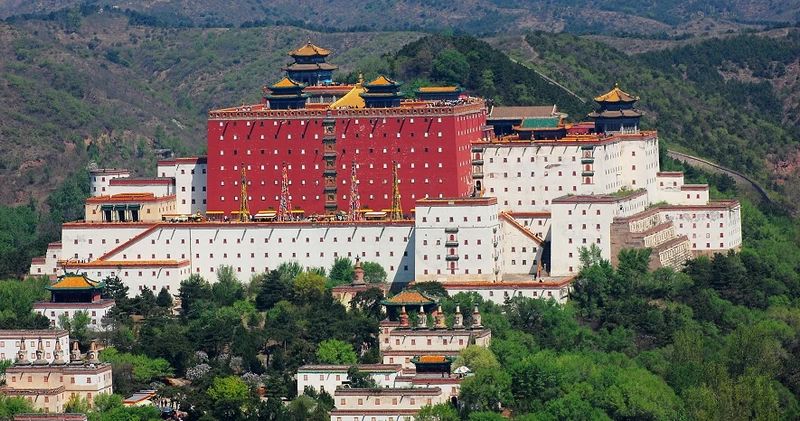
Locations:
207;106;485;216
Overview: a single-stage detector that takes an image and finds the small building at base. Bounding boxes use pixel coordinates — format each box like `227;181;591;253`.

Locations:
33;273;115;331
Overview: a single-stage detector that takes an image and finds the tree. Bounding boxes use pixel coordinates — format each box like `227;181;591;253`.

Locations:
347;366;378;388
459;369;513;414
93;393;124;412
208;375;251;420
0;395;35;419
316;339;357;365
351;287;385;318
328;257;354;287
255;270;290;311
102;275;129;302
59;310;91;344
578;244;604;270
179;274;212;317
416;403;460;421
361;261;387;284
454;345;500;372
156;287;173;308
64;394;92;414
212;265;245;307
411;281;447;298
293;272;327;304
431;49;469;85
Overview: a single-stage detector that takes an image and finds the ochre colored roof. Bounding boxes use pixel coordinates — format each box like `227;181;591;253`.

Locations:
49;273;104;290
271;77;305;89
417;86;460;92
418;355;448;363
289;40;331;57
382;289;438;305
329;84;367;109
366;75;399;86
594;84;639;103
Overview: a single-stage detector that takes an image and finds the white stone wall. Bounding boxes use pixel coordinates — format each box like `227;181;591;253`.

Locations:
107;182;174;198
297;367;400;396
480;134;659;214
442;283;570;304
415;200;502;282
158;161;208;215
550;192;649;276
89;170;129;197
33;302;116;331
660;203;742;253
0;332;69;363
58;223;416;295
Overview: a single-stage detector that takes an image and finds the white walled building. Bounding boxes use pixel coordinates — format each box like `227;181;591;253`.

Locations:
296;364;403;395
89;169;129;197
0;331;70;364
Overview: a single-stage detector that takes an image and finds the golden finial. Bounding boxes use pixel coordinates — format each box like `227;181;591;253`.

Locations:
358;72;364;85
615;81;619;88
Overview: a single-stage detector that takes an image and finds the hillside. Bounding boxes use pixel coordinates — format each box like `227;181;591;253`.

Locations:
0;12;425;207
1;0;797;36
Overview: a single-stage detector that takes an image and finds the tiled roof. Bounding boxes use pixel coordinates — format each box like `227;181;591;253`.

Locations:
594;84;639;103
48;273;104;291
417;86;461;92
289;40;331;57
271;77;306;89
366;75;400;86
381;290;438;306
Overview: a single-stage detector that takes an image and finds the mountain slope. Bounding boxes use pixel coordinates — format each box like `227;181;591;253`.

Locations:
0;13;424;207
1;0;797;35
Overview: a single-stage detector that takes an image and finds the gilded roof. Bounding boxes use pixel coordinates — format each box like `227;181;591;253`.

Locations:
329;84;367;109
366;75;399;86
289;40;331;57
594;84;639;103
271;77;306;89
417;86;461;92
48;273;105;291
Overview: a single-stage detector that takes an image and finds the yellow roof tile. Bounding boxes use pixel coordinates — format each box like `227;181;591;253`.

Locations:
272;77;304;89
50;274;102;290
417;86;459;92
329;84;366;109
594;84;639;103
289;39;331;57
367;75;398;86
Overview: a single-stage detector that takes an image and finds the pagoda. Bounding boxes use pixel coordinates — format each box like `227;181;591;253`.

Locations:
283;39;339;85
361;75;404;108
588;83;642;135
264;77;309;110
47;273;106;304
32;273;116;330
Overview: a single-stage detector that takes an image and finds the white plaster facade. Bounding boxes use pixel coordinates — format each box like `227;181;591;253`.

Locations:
32;301;116;332
296;364;402;396
89;169;129;197
0;331;69;363
414;198;503;282
157;158;208;215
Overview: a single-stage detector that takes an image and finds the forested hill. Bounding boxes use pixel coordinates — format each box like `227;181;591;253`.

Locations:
490;30;800;210
1;0;798;35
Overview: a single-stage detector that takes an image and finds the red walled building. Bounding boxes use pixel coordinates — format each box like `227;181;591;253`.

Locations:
206;101;488;216
205;44;491;217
